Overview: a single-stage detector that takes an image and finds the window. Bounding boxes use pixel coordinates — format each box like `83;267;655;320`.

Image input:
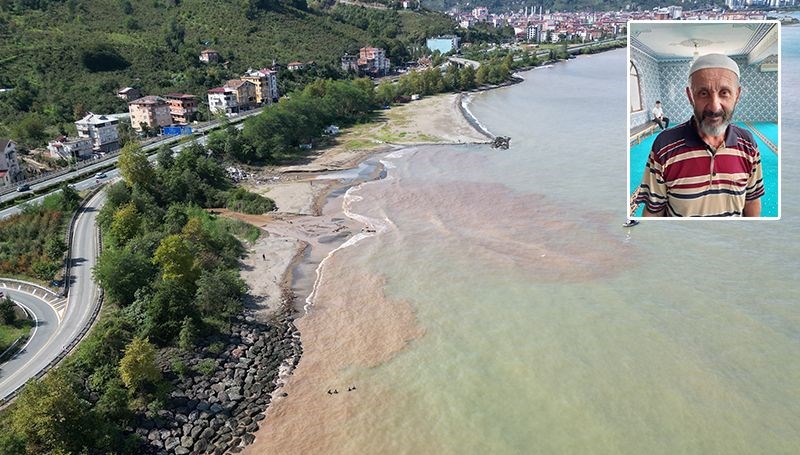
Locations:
629;60;643;113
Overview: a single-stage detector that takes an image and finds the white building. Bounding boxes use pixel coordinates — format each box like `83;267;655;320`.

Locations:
243;68;279;104
207;87;239;115
526;24;541;42
47;136;93;160
75;113;120;153
0;139;22;186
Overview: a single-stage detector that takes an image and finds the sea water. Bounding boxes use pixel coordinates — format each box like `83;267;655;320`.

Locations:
277;32;800;454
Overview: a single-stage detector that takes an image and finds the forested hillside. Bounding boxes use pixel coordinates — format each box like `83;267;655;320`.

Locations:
0;0;455;146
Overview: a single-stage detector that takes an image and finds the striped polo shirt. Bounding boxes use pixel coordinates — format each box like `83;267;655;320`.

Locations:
635;117;764;217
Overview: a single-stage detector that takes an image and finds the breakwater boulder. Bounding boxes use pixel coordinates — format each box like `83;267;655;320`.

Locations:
491;136;511;149
133;314;302;455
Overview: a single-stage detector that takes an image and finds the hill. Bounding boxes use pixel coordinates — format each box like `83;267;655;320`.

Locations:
0;0;456;146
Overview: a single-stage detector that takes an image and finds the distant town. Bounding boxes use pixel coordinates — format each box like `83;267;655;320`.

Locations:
0;2;792;191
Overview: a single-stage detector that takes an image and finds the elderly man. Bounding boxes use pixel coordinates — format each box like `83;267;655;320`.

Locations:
635;53;764;217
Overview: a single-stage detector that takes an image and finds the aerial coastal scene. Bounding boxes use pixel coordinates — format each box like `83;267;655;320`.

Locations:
0;0;798;454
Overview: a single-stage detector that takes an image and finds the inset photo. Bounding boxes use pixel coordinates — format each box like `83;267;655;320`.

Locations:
628;21;780;219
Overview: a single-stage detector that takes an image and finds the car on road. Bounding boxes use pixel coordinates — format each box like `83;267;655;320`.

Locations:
16;184;30;192
95;172;107;179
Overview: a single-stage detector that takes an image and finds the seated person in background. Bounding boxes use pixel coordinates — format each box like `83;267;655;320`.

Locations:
651;100;669;130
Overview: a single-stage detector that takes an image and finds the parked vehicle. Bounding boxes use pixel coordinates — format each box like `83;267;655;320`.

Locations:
16;184;30;192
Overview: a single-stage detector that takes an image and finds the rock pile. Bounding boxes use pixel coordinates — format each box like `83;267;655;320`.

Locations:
133;315;301;455
491;136;511;149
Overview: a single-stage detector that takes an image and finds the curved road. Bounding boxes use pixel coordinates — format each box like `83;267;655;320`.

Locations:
0;288;60;388
0;189;105;401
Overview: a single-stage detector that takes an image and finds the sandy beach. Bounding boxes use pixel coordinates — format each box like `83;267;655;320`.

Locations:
223;92;487;454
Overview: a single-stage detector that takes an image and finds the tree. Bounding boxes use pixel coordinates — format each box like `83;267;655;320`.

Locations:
109;202;141;246
156;144;174;171
118;337;161;395
375;80;397;106
475;65;489;86
44;236;66;261
118;142;155;190
93;246;155;307
59;182;81;211
143;278;196;344
152;234;197;287
1;296;16;324
9;368;92;454
195;267;246;319
459;65;476;90
178;316;198;351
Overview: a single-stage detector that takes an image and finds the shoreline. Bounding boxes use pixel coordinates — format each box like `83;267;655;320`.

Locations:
232;50;626;453
232;90;490;454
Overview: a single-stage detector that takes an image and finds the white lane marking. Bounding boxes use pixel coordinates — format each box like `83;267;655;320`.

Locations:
1;299;38;367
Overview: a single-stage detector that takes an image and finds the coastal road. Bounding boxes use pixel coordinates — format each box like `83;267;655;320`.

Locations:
0;189;105;403
0;287;61;393
0;106;262;205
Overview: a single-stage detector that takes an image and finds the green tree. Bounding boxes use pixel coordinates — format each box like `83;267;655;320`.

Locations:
118;142;155;190
475;65;489;86
44;236;66;262
9;368;92;454
195;267;246;319
0;296;16;324
375;80;397;106
152;234;197;286
178;316;198;351
143;277;196;344
109;202;141;246
59;182;81;211
93;246;156;307
459;65;476;90
118;337;161;395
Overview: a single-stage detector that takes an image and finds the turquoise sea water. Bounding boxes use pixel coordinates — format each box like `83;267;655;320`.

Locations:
308;26;800;454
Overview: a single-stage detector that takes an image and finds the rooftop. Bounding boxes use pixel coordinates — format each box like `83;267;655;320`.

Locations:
129;95;167;105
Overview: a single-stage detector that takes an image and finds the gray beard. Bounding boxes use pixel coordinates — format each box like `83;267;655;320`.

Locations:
699;118;730;137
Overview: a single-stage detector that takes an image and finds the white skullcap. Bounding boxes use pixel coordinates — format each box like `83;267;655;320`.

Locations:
689;53;740;79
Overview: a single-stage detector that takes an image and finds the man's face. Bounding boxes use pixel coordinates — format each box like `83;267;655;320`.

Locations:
686;68;741;137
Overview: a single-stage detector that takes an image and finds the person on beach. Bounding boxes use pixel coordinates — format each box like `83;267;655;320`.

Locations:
651;101;669;130
635;53;763;217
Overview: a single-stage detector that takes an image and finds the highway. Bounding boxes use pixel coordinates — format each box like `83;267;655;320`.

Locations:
0;106;261;206
0;189;105;402
0;109;227;403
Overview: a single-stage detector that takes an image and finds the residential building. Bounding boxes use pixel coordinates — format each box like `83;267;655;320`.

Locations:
116;87;141;101
242;68;279;104
341;54;359;73
208;87;238;115
0;139;22;186
75;113;120;153
165;93;199;124
526;24;541;42
224;79;257;109
47;136;93;160
128;96;172;133
472;7;488;21
200;48;220;63
287;61;305;71
358;47;390;76
426;35;461;54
